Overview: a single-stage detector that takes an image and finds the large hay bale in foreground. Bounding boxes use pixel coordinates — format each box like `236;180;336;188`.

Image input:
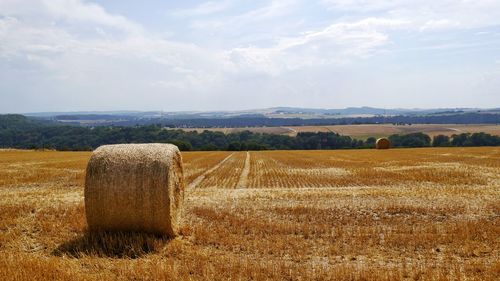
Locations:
85;143;184;236
375;138;391;149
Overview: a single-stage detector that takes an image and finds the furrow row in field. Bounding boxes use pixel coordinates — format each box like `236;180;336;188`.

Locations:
181;151;233;185
236;152;251;188
187;153;234;189
247;148;500;188
197;151;247;188
247;152;351;188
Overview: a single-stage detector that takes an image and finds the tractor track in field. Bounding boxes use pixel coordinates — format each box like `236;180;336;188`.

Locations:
236;152;251;188
187;153;234;189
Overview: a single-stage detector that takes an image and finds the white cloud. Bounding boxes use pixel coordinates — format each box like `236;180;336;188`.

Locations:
42;0;142;33
0;0;227;112
0;0;142;34
419;19;460;32
321;0;400;12
237;0;297;21
324;0;500;31
189;0;298;33
0;1;214;72
171;1;232;17
226;17;408;75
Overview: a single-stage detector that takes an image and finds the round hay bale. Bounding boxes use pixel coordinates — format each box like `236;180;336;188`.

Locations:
375;138;391;149
85;143;184;236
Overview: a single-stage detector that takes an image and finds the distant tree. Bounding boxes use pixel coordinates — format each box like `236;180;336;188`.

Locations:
170;140;192;151
451;133;470;146
352;139;364;148
240;142;248;151
469;132;500;146
433;135;451;147
244;142;267;150
199;144;218;151
227;142;242;151
365;137;376;146
238;130;253;142
389;133;431;147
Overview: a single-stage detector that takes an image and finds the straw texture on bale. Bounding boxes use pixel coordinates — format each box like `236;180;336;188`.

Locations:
375;138;391;149
85;143;184;236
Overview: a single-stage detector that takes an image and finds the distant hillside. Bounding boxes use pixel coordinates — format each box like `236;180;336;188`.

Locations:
28;112;500;127
0;114;53;129
26;106;497;119
24;107;499;126
271;106;410;116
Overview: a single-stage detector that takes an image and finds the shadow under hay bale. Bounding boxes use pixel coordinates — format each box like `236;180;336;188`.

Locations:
52;231;172;259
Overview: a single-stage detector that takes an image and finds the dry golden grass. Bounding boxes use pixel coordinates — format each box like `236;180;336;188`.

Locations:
0;147;499;280
247;148;498;188
0;150;90;187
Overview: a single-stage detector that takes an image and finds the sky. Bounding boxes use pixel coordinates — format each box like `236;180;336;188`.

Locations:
1;0;499;113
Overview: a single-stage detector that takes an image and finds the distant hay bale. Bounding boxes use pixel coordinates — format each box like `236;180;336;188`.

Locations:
375;138;390;149
85;143;184;236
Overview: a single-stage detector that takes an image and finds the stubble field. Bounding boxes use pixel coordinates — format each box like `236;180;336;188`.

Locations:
0;147;499;280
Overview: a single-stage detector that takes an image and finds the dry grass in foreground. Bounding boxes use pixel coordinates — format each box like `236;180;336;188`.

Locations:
0;147;499;280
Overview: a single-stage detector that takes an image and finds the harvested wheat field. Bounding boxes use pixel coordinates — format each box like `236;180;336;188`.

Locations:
0;147;499;280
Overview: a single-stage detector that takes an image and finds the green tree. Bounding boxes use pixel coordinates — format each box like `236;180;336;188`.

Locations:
227;142;242;151
433;135;450;147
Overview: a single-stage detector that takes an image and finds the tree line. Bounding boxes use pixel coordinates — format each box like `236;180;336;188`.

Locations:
1;115;499;151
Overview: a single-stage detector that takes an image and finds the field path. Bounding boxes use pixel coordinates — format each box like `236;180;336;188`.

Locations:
446;127;462;132
187;153;234;189
281;127;297;136
281;127;296;133
236;152;251;188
